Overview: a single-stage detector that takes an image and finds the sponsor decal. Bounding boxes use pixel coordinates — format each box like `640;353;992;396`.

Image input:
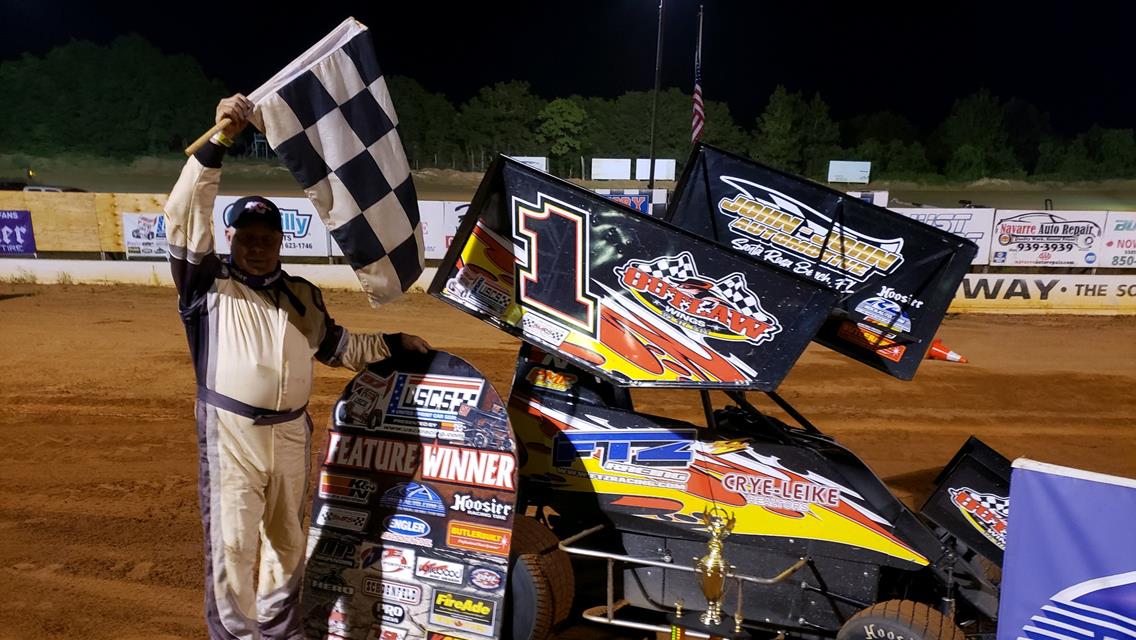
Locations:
388;373;484;420
468;567;505;593
836;321;906;363
311;536;358;568
446;521;512;556
363;577;422;605
380;482;448;517
450;493;514;521
519;312;570;347
384;514;431;538
716;176;904;290
319;471;378;505
429;591;498;636
429;633;478;640
447;263;511;316
372;601;407;625
361;544;415;575
854;296;913;333
316;504;370;533
996;213;1101;249
325;434;419;476
311;572;355;596
415;555;466;585
525;367;576;393
615;252;782;346
722;473;841;511
553;429;695;469
949;487;1008;549
368;626;408;640
421;444;516;490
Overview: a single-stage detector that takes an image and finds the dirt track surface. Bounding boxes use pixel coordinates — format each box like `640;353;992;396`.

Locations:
0;283;1133;639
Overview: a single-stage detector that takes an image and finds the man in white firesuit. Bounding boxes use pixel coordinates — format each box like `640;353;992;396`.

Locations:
166;94;430;640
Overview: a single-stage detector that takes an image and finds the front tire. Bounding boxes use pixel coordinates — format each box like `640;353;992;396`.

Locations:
508;553;553;640
836;600;964;640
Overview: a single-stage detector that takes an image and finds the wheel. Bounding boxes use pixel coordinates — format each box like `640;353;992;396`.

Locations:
510;515;575;625
508;553;553;640
836;600;964;640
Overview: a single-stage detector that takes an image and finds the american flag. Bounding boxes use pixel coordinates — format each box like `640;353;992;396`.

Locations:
691;6;705;144
248;18;424;306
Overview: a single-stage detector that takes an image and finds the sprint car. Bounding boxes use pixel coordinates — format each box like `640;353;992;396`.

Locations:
429;146;1009;640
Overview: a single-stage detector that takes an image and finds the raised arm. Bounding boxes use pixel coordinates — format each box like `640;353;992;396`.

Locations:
165;95;253;310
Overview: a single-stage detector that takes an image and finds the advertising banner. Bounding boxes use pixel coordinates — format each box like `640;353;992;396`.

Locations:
668;144;978;380
951;274;1136;313
303;350;517;640
419;201;447;260
827;160;871;183
996;459;1136;640
441;201;470;254
0;210;35;255
892;208;995;265
591;158;632;180
1102;211;1136;268
596;190;652;214
634;158;677;181
121;213;169;258
991;210;1107;267
213;195;331;257
431;156;839;390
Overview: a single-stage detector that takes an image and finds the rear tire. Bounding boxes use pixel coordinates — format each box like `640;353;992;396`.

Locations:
508;553;553;640
510;515;575;624
836;600;964;640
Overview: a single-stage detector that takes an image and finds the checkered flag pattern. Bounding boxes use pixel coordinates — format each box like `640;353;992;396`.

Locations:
968;490;1009;518
631;251;699;281
248;18;423;306
709;273;765;318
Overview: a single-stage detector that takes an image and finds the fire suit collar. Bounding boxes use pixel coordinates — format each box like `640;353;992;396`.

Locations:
226;257;283;289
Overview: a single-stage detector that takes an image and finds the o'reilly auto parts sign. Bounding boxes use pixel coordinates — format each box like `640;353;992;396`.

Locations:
990;210;1107;267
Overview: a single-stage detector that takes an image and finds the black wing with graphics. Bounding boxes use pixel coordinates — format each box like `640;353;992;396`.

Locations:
429;156;839;389
669;144;978;379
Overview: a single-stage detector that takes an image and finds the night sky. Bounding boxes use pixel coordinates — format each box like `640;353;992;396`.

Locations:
2;1;1131;135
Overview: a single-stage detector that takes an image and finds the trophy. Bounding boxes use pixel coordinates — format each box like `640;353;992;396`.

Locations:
669;506;749;639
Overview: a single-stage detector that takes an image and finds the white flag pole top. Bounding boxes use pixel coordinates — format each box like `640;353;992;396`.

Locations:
247;18;367;104
1012;457;1136;489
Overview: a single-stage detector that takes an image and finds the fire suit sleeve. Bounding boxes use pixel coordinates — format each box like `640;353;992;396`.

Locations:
310;284;396;371
165;141;225;311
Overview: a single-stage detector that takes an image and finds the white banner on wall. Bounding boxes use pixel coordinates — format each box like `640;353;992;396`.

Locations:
121;213;169;259
951;273;1136;313
828;160;871;183
634;159;676;181
848;190;889;207
591;158;632;180
990;210;1107;267
213;195;330;257
1102;211;1136;268
892;208;995;265
419;201;447;260
442;201;471;253
508;156;548;172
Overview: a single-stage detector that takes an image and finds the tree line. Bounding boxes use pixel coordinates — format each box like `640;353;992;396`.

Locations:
3;36;1135;182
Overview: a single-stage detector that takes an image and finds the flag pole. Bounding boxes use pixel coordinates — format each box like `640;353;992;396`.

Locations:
185;118;232;156
691;3;704;145
647;0;666;191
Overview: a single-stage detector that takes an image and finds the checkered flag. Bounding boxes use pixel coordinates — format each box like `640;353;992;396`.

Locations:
631;252;699;281
709;273;764;318
248;18;423;306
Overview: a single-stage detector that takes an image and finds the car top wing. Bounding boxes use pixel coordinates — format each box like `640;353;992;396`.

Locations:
429;156;839;390
668;143;979;380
